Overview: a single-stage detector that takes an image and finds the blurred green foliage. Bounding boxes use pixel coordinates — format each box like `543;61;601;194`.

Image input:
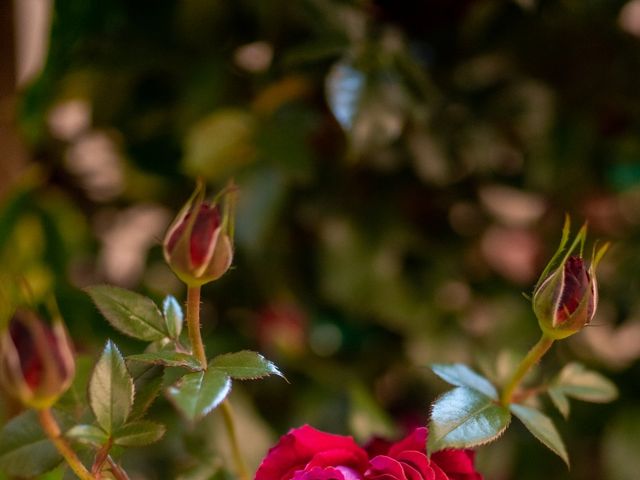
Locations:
2;0;640;478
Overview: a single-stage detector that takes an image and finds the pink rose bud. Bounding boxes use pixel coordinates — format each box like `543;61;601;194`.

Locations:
0;310;75;409
532;218;608;340
163;181;236;286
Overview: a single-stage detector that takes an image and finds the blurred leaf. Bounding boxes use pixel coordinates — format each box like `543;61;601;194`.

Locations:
89;341;134;433
129;364;164;421
66;424;108;447
252;76;310;115
283;39;347;67
56;355;93;417
86;285;168;341
548;388;570;419
128;352;202;371
209;350;283;380
183;108;256;182
235;166;286;252
428;387;511;453
0;410;66;477
326;57;408;155
348;383;397;442
113;420;166;447
326;58;366;131
551;362;618;403
603;408;640;480
431;363;498;400
510;404;569;466
167;370;231;422
163;295;184;340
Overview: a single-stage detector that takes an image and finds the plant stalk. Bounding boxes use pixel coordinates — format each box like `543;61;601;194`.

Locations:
186;286;207;369
38;408;94;480
106;456;131;480
92;437;113;477
185;286;249;478
221;399;249;480
500;333;554;405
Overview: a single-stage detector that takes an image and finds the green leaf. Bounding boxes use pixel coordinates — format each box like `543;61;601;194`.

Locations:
167;369;231;421
0;410;66;477
86;285;168;341
163;295;183;339
553;362;618;403
510;404;569;466
89;340;135;433
113;420;166;447
548;388;570;419
66;425;108;447
428;387;511;453
210;350;283;380
431;364;498;400
129;363;164;421
183;108;257;181
128;351;202;371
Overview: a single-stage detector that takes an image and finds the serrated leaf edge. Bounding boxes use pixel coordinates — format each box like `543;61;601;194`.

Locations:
89;340;135;433
210;350;285;380
428;387;511;452
86;285;168;340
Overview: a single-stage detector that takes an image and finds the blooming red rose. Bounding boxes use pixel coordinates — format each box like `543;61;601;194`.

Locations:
255;425;369;480
364;428;482;480
256;426;482;480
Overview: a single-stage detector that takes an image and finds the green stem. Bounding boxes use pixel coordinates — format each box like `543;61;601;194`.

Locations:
186;286;207;369
38;408;94;480
221;399;249;480
185;286;248;478
500;333;554;405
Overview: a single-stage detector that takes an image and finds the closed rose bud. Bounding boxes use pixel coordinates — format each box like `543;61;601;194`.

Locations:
0;310;75;409
532;219;608;340
163;181;236;286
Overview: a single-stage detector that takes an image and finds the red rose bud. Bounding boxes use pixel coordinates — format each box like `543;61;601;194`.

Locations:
163;181;236;286
0;310;75;409
532;218;608;340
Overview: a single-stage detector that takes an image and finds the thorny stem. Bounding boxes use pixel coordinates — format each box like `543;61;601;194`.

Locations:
186;286;207;369
221;400;250;480
92;437;113;477
38;408;94;480
500;333;555;405
106;456;131;480
184;285;249;480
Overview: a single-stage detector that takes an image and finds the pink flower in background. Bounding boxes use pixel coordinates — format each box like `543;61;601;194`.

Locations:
256;426;482;480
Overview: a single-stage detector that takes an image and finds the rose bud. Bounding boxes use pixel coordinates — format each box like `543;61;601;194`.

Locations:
0;310;75;409
163;181;236;286
532;218;609;340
